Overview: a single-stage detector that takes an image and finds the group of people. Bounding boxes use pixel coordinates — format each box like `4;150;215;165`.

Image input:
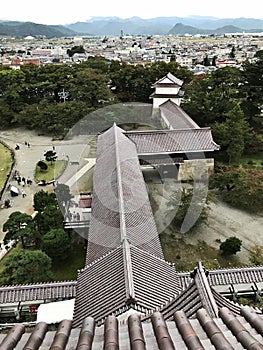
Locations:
71;211;81;221
15;141;31;150
65;210;81;222
13;171;32;187
11;170;33;198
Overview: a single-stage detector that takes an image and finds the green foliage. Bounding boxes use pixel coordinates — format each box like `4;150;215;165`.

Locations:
35;159;66;182
44;150;57;164
212;103;252;163
211;163;263;213
0;142;12;191
229;45;236;59
249;245;263;265
0;250;53;285
37;160;48;171
167;187;211;233
220;236;242;255
240;56;263;131
183;66;242;126
33;190;57;212
3;212;34;249
67;45;85;58
34;205;64;235
42;228;71;260
54;183;72;206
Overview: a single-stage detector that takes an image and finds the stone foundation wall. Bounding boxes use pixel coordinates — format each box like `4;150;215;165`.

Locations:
178;159;214;181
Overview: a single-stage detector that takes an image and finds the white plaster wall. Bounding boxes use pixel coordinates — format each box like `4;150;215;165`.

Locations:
155;86;180;94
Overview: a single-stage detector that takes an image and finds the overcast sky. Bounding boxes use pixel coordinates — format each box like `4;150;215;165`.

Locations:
1;0;262;25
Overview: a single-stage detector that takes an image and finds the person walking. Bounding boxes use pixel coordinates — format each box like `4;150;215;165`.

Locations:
21;189;26;198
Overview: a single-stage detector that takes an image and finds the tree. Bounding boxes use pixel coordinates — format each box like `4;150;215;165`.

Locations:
167;187;211;233
0;250;53;285
37;160;48;171
3;211;34;249
42;228;71;260
240;57;263;131
33;189;57;212
34;205;64;235
212;103;252;163
183;66;242;127
44;150;57;164
220;236;242;255
67;45;85;58
249;245;263;265
229;45;236;59
211;163;263;213
203;55;210;66
54;183;73;209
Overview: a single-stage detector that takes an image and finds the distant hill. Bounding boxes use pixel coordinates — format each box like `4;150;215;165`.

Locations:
66;16;263;36
0;16;263;37
168;23;262;35
0;21;76;38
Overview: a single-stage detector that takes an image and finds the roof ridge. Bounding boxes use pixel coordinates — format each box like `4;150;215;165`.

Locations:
194;262;218;317
114;125;135;302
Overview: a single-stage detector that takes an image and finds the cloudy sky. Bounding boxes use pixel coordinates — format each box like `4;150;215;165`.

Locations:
1;0;262;25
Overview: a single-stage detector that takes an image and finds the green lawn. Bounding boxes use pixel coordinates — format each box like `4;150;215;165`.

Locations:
0;143;13;192
240;152;263;170
35;160;67;182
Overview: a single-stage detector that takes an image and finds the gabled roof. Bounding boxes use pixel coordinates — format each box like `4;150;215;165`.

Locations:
73;124;182;326
73;244;181;326
152;72;184;87
86;124;163;265
125;128;220;155
159;99;200;129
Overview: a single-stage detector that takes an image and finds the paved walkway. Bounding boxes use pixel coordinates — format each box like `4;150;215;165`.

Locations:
0;128;95;243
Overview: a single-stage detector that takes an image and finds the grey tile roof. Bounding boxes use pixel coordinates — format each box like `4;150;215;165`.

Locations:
0;281;76;304
86;124;164;265
1;306;263;349
73;124;181;326
1;265;262;305
73;244;181;327
142;262;249;322
159;99;200;129
179;265;263;289
125;128;220;154
152;72;184;87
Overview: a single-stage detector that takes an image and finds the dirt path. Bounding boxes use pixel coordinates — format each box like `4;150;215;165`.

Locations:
147;178;263;266
184;200;263;264
0;128;93;242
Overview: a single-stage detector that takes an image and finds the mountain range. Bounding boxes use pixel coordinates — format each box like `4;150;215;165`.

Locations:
1;16;263;37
